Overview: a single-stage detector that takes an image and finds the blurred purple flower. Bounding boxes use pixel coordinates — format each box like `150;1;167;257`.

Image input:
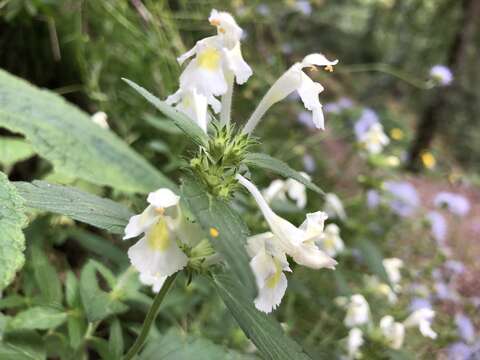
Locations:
455;313;476;344
384;181;420;217
430;65;453;86
297;111;315;128
448;342;472;360
445;260;465;275
366;190;381;209
338;97;353;109
294;0;312;15
434;192;470;217
281;43;293;55
323;102;342;114
427;211;448;246
303;154;316;173
409;298;432;312
256;4;271;16
354;108;379;140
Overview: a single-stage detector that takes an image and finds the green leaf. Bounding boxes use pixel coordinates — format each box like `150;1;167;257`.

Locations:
0;171;27;290
213;273;313;360
65;271;80;308
0;137;35;168
355;239;390;285
140;328;253;360
144;114;183;135
15;180;133;234
244;153;325;195
8;307;67;331
108;318;124;360
79;260;128;322
0;69;174;193
29;242;62;305
0;330;46;360
181;177;255;295
122;78;208;146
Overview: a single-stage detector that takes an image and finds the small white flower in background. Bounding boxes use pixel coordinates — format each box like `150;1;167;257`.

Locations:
358;122;390;154
344;294;370;328
262;174;309;209
317;223;344;257
426;211;448;246
91;111;109;129
404;308;437;339
364;275;397;304
124;188;188;280
237;174;337;271
324;193;347;221
429;65;453;86
434;192;470;217
380;315;405;349
382;258;403;290
243;53;338;133
384;181;420;217
166;88;220;132
347;328;364;359
246;232;291;313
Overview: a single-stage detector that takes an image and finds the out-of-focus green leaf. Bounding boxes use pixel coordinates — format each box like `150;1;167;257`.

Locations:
0;69;174;193
356;239;390;285
15;181;133;234
0;137;35;167
144;114;183;135
181;177;255;295
123;78;208;146
244;153;325;195
140;328;253;360
8;307;67;331
213;273;313;360
0;171;27;291
0;330;45;360
79;260;128;322
108;318;124;360
29;242;62;305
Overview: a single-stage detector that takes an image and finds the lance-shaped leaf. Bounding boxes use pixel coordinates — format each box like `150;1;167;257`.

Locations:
15;181;132;234
0;69;173;193
181;177;255;295
213;273;313;360
122;78;209;146
244;153;324;195
0;171;27;291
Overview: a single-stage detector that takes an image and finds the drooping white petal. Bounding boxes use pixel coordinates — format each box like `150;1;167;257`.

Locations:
139;272;167;293
223;43;252;84
404;308;437;339
147;188;181;209
301;53;339;68
344;294;370;328
324;193;347;221
380;315;405;349
123;205;159;240
297;72;325;129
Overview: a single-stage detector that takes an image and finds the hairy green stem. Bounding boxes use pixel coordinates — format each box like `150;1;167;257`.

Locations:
123;273;177;360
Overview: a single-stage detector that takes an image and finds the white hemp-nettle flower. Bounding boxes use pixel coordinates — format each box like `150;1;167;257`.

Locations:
91;111;109;129
324;193;347;221
382;258;403;290
347;327;364;359
364;275;397;304
380;315;405;350
263;174;309;209
243;53;338;133
236;174;337;270
139;272;166;293
317;223;344;257
404;308;437;339
166;88;220;132
247;232;292;313
344;294;370;328
358;122;390;154
124;188;188;279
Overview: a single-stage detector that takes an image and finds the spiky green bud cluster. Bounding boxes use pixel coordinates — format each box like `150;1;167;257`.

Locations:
190;123;254;199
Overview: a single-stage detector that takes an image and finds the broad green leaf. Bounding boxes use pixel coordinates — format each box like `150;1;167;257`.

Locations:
0;137;35;167
108;318;124;360
65;271;80;308
15;180;133;234
213;273;313;360
67;316;85;350
0;171;27;290
244;153;325;195
0;69;173;193
355;239;390;285
181;177;255;295
79;260;128;322
8;307;67;331
140;328;253;360
29;242;62;305
122;78;208;146
0;331;46;360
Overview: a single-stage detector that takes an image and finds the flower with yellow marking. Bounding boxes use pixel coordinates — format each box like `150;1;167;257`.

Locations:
421;151;436;169
390;128;404;140
209;227;219;238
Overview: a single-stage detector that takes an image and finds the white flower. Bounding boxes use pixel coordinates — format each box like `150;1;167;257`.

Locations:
317;223;344;257
404;308;437;339
243;53;338;133
380;315;405;349
262;174;309;209
430;65;453;86
246;232;291;313
344;294;370;328
358;122;389;154
91;111;109;129
364;275;397;304
124;188;188;279
347;328;364;359
382;258;403;289
139;272;166;293
324;193;347;220
236;174;336;270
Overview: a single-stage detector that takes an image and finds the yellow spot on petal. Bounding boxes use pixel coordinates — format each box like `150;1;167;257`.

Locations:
390;128;404;140
421;151;436;169
147;219;171;251
324;65;334;72
219;27;226;34
197;48;221;70
266;260;282;289
308;65;318;72
209;19;220;26
209;227;219;238
154;207;165;215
